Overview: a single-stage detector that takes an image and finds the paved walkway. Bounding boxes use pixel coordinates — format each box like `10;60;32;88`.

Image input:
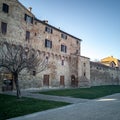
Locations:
3;91;120;120
3;91;89;104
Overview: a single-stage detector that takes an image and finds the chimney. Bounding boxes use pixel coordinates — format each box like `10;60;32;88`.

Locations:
28;7;32;12
43;20;48;24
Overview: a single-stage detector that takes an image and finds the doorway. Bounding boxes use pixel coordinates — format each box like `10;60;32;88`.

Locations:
43;75;49;86
1;73;13;91
60;76;65;86
71;75;78;87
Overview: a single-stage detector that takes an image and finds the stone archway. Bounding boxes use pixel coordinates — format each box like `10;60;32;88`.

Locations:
71;75;78;87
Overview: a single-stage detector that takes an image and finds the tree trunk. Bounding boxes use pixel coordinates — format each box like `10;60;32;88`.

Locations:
13;72;21;99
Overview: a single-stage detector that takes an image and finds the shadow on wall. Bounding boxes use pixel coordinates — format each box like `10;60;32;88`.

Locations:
78;76;90;87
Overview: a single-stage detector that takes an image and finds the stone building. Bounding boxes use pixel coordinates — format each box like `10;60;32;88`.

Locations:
0;0;120;92
0;0;90;91
101;56;120;68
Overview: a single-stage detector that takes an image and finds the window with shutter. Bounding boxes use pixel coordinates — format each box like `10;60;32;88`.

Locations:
45;39;52;48
61;45;67;53
26;31;30;41
50;41;52;48
45;26;53;34
61;33;67;39
65;46;67;53
33;71;36;76
1;22;7;35
24;14;33;24
62;60;64;65
45;39;47;47
2;3;9;13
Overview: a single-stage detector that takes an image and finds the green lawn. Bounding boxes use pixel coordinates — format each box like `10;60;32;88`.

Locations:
39;85;120;99
0;94;70;120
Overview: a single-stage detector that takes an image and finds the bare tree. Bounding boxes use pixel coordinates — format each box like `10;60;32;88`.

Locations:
0;41;48;98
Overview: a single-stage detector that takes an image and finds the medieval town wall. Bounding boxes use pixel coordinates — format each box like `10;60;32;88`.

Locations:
90;62;120;86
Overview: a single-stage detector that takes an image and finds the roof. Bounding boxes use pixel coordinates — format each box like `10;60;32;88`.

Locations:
80;55;90;59
101;56;118;64
17;0;82;41
35;18;82;41
90;61;116;70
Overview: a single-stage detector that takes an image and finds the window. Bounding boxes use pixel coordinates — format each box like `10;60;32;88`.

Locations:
46;56;49;60
62;60;64;65
24;14;33;24
61;33;67;39
61;45;67;53
2;3;9;13
34;33;37;36
33;71;36;76
1;22;7;35
26;31;30;41
76;50;79;54
84;63;86;67
76;40;79;44
45;26;53;33
45;39;52;48
84;72;86;77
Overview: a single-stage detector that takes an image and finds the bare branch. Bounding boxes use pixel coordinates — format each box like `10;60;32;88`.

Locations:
0;41;48;98
0;41;48;74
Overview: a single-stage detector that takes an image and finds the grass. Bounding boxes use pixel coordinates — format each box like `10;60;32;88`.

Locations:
0;94;70;120
39;85;120;99
1;85;120;119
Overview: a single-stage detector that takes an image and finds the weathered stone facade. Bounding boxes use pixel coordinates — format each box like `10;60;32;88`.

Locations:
0;0;119;91
0;0;90;91
90;62;120;86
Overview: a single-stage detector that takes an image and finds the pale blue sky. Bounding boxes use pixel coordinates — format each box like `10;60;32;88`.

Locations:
19;0;120;61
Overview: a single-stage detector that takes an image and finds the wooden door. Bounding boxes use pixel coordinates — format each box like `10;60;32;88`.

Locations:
43;75;49;86
60;76;65;86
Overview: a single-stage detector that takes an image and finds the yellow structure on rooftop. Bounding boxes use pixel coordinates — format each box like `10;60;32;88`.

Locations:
101;56;120;68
